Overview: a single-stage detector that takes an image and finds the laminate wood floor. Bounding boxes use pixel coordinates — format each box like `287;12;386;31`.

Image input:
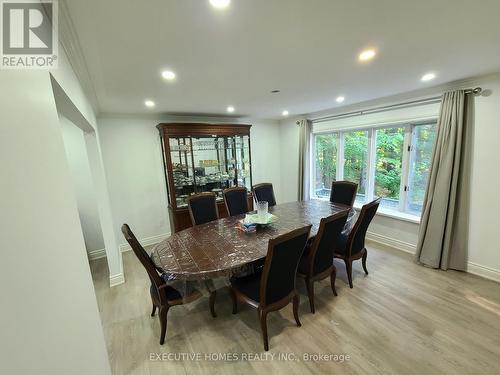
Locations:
90;243;500;375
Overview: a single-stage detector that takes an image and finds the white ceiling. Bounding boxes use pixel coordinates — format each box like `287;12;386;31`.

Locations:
65;0;500;119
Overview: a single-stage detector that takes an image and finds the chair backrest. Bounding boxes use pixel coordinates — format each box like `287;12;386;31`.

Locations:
308;210;350;276
187;192;219;225
330;181;358;207
223;187;249;216
346;198;380;256
121;224;168;304
260;225;312;306
252;183;276;207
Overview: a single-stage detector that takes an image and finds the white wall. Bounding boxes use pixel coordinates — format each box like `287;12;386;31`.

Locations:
60;115;105;253
97;115;282;243
279;75;500;281
50;45;123;284
0;70;110;374
467;77;500;279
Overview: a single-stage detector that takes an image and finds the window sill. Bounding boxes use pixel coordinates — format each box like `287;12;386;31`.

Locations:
353;203;421;224
310;197;421;224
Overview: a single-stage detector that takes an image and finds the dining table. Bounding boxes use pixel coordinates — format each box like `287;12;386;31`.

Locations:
151;200;354;285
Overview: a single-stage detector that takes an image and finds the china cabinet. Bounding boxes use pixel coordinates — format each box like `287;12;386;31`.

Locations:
157;123;253;232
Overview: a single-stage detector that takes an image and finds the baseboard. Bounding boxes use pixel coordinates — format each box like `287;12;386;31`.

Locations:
467;262;500;283
110;233;169;287
366;231;417;254
109;272;125;287
366;231;500;283
119;232;170;253
87;248;106;261
88;233;170;262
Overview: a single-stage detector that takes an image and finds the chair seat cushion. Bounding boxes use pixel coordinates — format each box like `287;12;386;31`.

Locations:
150;283;182;302
230;271;262;302
334;233;348;256
150;275;199;302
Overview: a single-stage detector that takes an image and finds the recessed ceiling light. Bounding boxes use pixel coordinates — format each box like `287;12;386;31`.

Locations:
282;110;289;116
161;70;176;80
421;73;436;82
144;100;155;108
359;49;376;62
210;0;230;9
336;96;345;103
227;106;235;113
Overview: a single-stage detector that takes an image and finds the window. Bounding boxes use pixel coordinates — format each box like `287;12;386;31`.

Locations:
407;124;436;214
311;121;437;217
374;127;405;209
313;133;337;198
343;130;368;203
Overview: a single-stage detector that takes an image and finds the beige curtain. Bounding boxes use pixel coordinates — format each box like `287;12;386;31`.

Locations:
298;119;312;201
415;90;473;270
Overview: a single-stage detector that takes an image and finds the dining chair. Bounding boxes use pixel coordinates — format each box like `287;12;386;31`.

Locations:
297;210;350;313
121;224;216;345
333;198;380;288
187;192;219;225
229;225;312;351
330;181;358;207
252;183;276;207
223;186;249;216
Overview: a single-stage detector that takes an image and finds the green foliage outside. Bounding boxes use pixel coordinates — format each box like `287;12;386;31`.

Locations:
408;125;436;211
374;127;404;200
314;124;436;212
314;134;337;197
343;131;368;195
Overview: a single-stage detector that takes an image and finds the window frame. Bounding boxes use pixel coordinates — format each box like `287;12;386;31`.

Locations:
310;118;438;220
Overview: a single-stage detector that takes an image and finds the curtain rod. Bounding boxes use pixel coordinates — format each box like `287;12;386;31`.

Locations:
310;87;482;124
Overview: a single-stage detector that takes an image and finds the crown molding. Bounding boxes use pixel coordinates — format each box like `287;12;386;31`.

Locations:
98;112;280;125
306;72;500;121
58;0;100;113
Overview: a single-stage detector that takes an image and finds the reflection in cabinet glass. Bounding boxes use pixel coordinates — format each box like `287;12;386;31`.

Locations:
158;123;253;232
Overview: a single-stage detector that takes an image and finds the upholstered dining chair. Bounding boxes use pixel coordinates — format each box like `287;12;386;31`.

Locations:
330;181;358;207
297;210;350;313
121;224;216;345
223;186;249;216
333;198;380;289
187;192;219;225
252;183;276;207
229;225;311;351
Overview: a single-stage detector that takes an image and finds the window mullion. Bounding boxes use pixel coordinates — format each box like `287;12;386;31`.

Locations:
337;132;344;181
400;125;412;212
366;129;376;203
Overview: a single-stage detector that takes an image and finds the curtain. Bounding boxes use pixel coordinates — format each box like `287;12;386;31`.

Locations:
298;119;312;201
415;90;473;270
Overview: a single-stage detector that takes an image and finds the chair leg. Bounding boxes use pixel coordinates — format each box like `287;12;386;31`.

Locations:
330;266;338;296
293;293;301;327
345;259;353;288
305;278;315;314
159;306;169;345
151;303;157;317
229;287;238;314
362;249;369;275
209;290;217;318
259;310;269;351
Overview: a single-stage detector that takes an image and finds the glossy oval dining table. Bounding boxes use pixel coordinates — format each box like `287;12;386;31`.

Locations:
151;200;353;281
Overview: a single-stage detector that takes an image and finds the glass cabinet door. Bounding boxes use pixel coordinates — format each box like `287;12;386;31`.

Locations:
235;135;252;191
169;137;194;208
192;136;234;203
